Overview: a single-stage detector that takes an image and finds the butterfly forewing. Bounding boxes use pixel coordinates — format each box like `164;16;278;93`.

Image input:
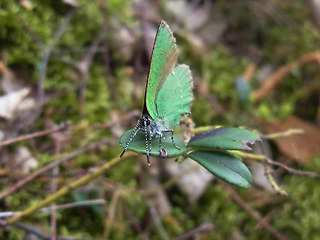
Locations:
144;20;178;120
155;64;193;128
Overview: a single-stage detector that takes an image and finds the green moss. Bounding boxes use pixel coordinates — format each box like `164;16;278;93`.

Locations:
271;158;320;239
85;65;111;123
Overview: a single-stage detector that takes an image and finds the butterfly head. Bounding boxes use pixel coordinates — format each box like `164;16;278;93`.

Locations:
139;116;151;129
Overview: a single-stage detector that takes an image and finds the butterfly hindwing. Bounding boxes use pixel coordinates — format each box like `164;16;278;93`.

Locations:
155;64;193;128
144;20;178;120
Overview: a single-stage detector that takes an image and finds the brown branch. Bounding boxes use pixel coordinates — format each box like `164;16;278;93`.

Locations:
0;60;16;80
0;122;70;147
268;159;320;178
104;190;120;239
0;138;116;200
244;63;257;81
253;51;320;100
260;128;304;139
123;206;149;240
0;199;106;219
76;22;108;119
38;8;76;101
235;151;320;178
147;200;170;240
5;153;133;225
174;222;213;240
0;110;139;147
218;180;288;240
50;127;62;240
264;163;288;196
13;222;51;240
12;222;98;240
0;110;138;200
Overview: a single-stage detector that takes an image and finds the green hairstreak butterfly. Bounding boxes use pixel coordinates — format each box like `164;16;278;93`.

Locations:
120;20;193;164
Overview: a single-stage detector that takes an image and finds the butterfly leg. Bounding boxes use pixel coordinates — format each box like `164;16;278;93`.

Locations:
159;134;162;152
148;133;152;162
170;130;180;150
158;135;169;158
158;135;165;157
120;126;140;158
144;126;151;165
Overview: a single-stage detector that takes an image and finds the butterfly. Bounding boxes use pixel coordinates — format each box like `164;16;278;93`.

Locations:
120;20;193;164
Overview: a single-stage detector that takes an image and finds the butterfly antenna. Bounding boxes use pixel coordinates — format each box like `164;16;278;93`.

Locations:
120;126;140;158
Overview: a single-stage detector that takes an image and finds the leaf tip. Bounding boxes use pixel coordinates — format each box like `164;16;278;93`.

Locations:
240;137;262;151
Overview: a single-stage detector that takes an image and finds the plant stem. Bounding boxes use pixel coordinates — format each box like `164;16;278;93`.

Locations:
5;152;135;225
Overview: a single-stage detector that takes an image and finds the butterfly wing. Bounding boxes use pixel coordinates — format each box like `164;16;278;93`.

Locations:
143;20;178;120
155;64;193;128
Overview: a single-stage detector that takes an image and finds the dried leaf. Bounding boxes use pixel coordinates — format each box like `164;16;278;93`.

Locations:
0;88;35;119
263;116;320;164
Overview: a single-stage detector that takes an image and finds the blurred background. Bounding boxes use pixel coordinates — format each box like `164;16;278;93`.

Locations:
0;0;320;239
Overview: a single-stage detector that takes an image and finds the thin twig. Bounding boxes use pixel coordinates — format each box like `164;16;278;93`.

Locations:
123;206;149;240
18;17;44;48
104;190;120;239
260;128;304;139
267;159;320;178
244;63;257;81
0;199;107;219
147;200;170;240
233;151;320;178
0;138;116;201
0;122;70;147
5;152;135;225
40;199;107;212
102;44;118;100
38;8;76;101
264;163;288;196
0;110;138;200
13;222;51;240
174;222;213;240
12;222;100;240
76;23;108;118
218;180;288;240
253;51;320;100
50;129;63;240
0;110;139;147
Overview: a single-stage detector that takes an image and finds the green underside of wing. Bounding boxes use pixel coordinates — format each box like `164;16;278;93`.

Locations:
146;21;177;119
156;64;193;128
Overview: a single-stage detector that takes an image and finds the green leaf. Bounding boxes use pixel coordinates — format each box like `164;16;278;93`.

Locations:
188;151;252;188
188;127;261;150
119;128;188;158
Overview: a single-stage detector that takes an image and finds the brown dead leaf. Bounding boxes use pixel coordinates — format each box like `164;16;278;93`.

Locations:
253;51;320;101
263;116;320;164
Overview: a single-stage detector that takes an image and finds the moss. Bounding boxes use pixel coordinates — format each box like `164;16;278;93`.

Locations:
271;158;320;239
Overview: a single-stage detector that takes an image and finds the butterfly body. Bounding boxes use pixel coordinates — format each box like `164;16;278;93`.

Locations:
120;20;193;163
138;115;168;138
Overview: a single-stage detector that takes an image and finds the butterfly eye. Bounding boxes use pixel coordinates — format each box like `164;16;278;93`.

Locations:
139;117;150;127
145;118;150;126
